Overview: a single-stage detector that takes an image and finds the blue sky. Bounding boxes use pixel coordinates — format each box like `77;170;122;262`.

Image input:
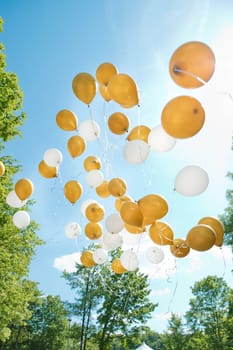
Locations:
1;0;233;332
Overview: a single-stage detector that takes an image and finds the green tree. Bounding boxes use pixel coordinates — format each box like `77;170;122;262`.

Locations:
185;275;233;350
63;255;157;350
0;17;43;344
219;171;233;248
162;313;186;350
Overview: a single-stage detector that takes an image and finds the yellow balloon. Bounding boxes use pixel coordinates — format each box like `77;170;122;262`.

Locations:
56;109;78;131
115;195;132;212
64;180;82;204
108;73;139;108
186;224;216;251
161;95;205;139
170;238;190;258
149;221;174;245
15;178;34;200
169;41;215;88
80;250;96;267
108;112;130;135
198;216;224;247
108;177;127;197
67;135;86;158
111;258;127;274
72;72;96;105
85;202;105;222
85;222;103;240
0;160;5;177
96;180;111;198
138;194;168;223
120;201;144;228
99;84;111;102
38;160;58;179
124;223;146;234
83;156;101;171
127;125;151;143
96;62;118;85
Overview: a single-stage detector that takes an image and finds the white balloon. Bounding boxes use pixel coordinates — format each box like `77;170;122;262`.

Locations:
13;210;30;229
93;248;108;264
105;213;124;233
44;148;63;167
80;199;97;216
65;222;81;239
6;190;27;208
174;165;209;196
124;140;150;164
120;249;139;271
148;125;176;152
146;246;165;264
79;120;100;141
102;232;123;251
86;169;104;188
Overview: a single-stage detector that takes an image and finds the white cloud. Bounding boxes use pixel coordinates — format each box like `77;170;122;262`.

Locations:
154;312;172;321
53;252;81;273
151;287;171;296
181;251;203;273
211;245;232;261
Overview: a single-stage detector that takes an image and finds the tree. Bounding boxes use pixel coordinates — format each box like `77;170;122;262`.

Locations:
0;17;43;344
185;275;233;350
219;171;233;248
63;255;157;350
162;313;187;350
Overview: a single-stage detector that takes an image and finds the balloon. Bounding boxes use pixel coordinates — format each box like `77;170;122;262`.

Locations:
85;222;103;240
6;191;27;208
96;62;118;85
198;216;224;247
86;169;104;188
174;165;209;196
85;202;105;222
72;72;96;105
56;109;78;131
138;194;168;223
108;112;130;135
146;246;165;264
120;250;139;271
102;232;123;251
81;199;97;216
0;160;5;176
44;148;63;167
120;201;144;227
65;222;81;239
64;180;83;204
161;96;205;138
108;73;139;107
79;120;100;141
111;258;127;274
15;178;34;201
13;210;30;229
84;155;101;171
127;125;151;143
67;135;86;158
124;223;145;234
99;84;111;102
105;213;124;234
186;224;216;251
170;238;190;258
108;177;127;197
80;250;96;267
96;180;111;198
115;195;132;212
93;248;108;264
169;41;215;88
124;140;150;164
149;221;174;245
148;125;176;152
38;160;58;179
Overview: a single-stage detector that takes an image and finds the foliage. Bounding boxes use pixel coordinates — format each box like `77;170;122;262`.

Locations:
162;313;186;350
219;171;233;247
63;256;157;350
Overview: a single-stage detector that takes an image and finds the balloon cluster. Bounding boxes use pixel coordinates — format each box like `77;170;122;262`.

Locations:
1;40;224;274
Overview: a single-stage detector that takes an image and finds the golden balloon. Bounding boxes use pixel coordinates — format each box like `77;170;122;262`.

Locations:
56;109;78;131
186;224;216;251
64;180;83;204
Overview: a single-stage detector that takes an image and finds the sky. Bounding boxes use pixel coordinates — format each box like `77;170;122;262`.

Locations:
1;0;233;332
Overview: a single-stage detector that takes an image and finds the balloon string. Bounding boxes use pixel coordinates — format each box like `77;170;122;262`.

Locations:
219;247;227;278
166;259;178;314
